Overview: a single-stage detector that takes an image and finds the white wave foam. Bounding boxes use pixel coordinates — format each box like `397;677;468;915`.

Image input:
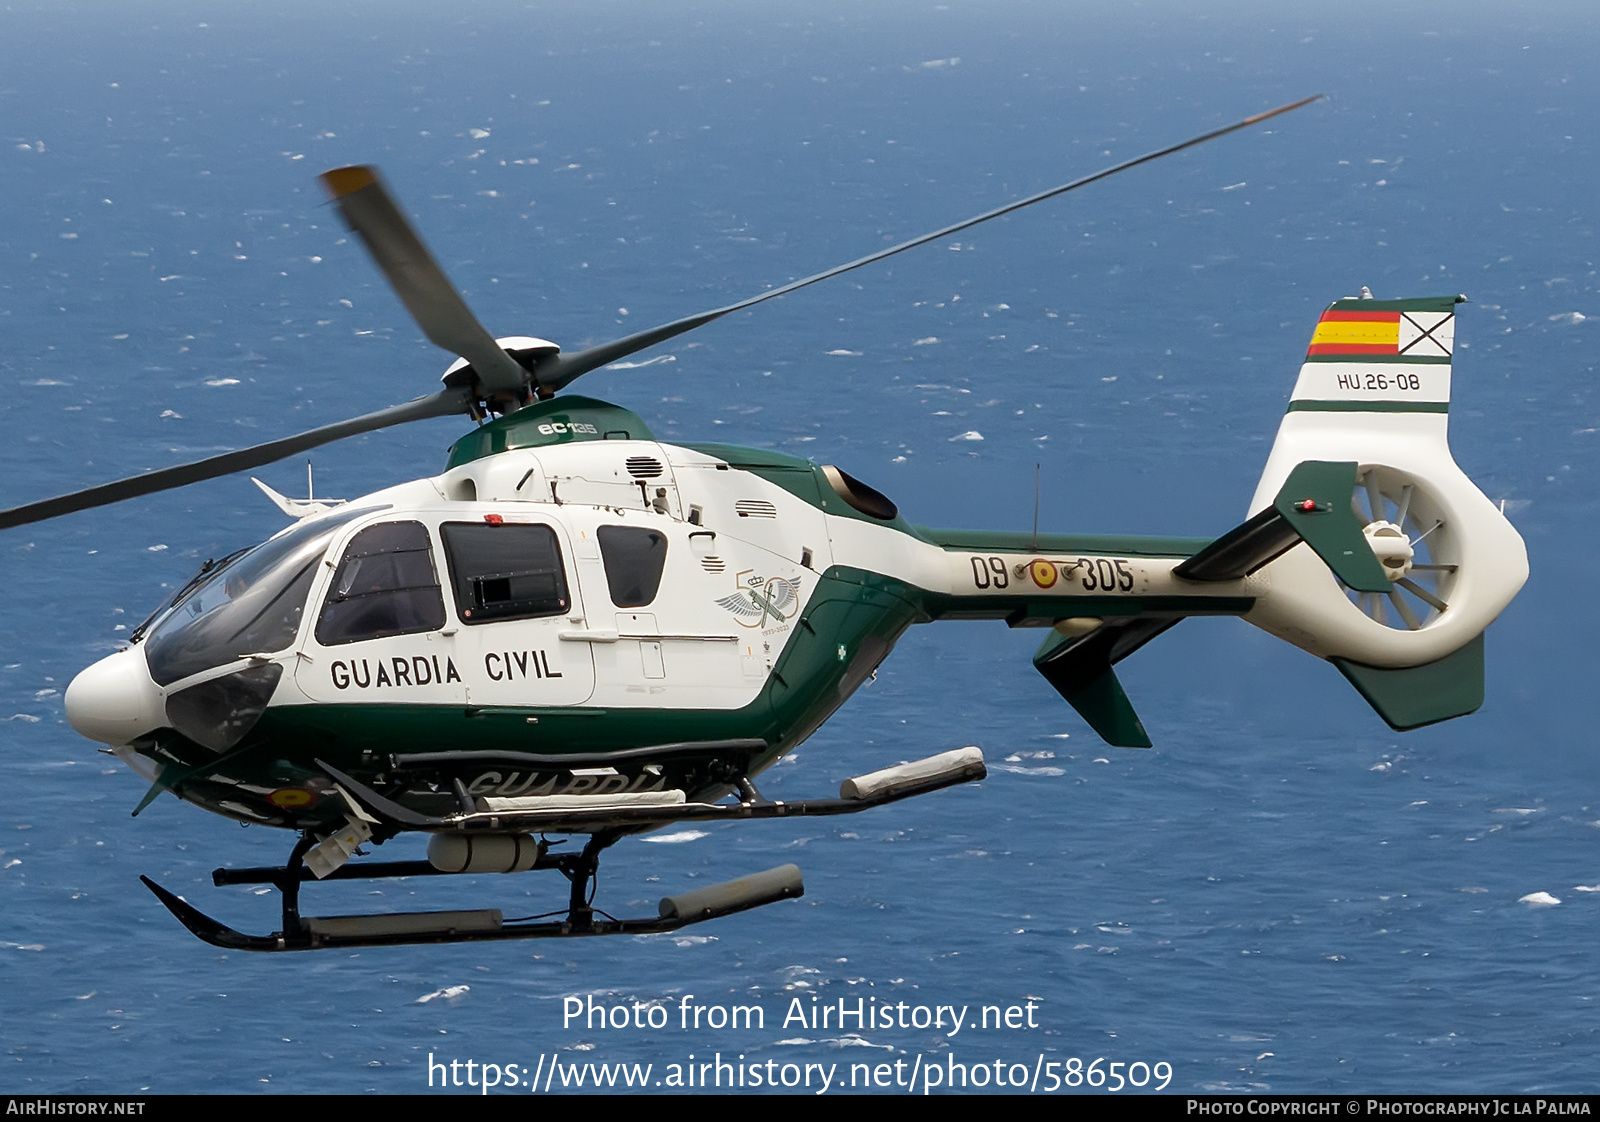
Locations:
416;984;470;1003
642;830;708;844
776;1034;893;1050
608;354;676;370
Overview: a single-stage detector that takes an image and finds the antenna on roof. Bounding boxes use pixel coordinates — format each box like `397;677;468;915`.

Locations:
1031;463;1041;551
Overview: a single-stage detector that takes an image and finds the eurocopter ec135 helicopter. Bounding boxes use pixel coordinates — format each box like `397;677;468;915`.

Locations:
7;96;1526;951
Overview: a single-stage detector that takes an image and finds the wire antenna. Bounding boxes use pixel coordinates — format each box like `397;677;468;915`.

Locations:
1031;463;1041;551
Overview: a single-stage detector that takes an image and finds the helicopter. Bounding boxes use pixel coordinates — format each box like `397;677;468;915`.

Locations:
6;95;1526;952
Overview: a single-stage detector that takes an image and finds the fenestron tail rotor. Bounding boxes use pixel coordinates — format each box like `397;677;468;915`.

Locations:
1346;466;1459;631
0;96;1321;531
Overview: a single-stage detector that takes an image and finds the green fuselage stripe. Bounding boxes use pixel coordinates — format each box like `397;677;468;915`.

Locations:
1327;295;1462;313
914;527;1210;559
1287;400;1449;414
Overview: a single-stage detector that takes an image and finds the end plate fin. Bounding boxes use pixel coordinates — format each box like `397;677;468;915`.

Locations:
1274;461;1392;593
1176;460;1392;592
1330;632;1485;731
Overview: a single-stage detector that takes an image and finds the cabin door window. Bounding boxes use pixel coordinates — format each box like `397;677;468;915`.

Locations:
315;520;446;646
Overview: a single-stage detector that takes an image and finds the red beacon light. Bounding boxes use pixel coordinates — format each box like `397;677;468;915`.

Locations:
484;513;504;525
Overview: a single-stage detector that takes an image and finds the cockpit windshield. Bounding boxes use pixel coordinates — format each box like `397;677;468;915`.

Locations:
143;506;384;686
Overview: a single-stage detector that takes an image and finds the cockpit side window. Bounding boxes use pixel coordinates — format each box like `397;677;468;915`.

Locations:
315;521;446;646
440;522;570;623
597;525;668;608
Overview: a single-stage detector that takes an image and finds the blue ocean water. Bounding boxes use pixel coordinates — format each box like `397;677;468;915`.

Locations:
0;0;1595;1094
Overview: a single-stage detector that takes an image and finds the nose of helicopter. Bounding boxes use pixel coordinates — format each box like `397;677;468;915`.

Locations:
65;648;165;746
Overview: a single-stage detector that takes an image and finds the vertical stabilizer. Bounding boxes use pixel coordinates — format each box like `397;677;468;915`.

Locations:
1238;295;1525;721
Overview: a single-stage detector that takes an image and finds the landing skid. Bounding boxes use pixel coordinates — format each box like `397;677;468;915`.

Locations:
141;746;986;951
142;832;803;952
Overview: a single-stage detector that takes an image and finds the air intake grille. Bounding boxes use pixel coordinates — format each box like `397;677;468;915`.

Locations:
626;456;665;479
734;499;778;519
699;557;727;573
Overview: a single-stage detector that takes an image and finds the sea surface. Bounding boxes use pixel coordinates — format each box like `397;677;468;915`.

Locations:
0;0;1596;1095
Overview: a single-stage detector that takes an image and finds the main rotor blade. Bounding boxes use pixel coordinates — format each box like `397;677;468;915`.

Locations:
0;389;473;531
321;167;530;394
538;94;1322;392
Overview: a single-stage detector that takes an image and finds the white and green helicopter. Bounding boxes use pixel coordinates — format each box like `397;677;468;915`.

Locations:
10;97;1527;951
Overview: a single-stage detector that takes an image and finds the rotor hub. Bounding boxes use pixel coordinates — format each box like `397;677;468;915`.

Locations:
441;336;561;413
1362;519;1414;581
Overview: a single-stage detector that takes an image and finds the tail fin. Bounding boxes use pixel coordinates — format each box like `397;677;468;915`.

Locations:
1239;294;1526;728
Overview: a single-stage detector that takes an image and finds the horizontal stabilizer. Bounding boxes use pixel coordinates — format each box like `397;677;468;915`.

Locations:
1171;505;1299;583
1176;460;1392;592
1331;633;1484;730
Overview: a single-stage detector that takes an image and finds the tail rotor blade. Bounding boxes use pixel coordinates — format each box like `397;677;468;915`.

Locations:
0;389;473;531
321;166;529;394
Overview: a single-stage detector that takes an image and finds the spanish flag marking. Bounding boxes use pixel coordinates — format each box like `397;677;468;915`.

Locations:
1307;310;1400;357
